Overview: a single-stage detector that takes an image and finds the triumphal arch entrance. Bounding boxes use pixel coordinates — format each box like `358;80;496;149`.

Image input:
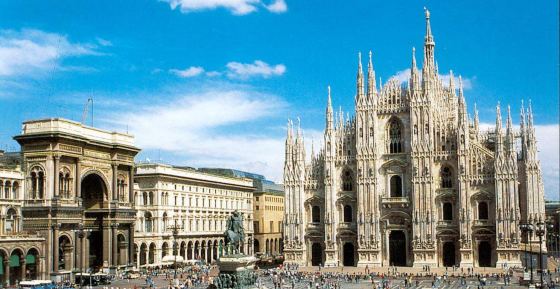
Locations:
14;118;140;278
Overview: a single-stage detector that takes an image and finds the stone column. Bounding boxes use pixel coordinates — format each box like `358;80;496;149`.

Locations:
144;249;149;265
112;163;118;201
128;226;134;266
103;225;110;267
84;233;90;271
129;166;134;205
112;224;118;266
4;258;10;286
75;233;82;271
53;224;60;273
20;256;26;281
75;158;81;199
53;155;60;198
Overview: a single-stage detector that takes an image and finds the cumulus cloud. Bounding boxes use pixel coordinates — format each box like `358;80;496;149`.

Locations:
0;29;100;77
479;123;559;201
265;0;287;13
226;60;286;79
161;0;287;15
392;68;473;90
169;66;205;78
104;86;288;181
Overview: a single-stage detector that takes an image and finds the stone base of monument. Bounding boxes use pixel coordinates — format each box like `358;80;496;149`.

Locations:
214;255;258;289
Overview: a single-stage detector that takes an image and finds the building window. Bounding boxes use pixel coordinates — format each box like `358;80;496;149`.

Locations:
443;202;453;220
145;212;153;233
441;167;453;188
478;202;489;220
270;221;274;233
30;167;45;199
312;206;320;223
254;221;259;233
342;170;353;191
343;205;352;222
256;205;259;210
390;175;403;197
388;118;403;153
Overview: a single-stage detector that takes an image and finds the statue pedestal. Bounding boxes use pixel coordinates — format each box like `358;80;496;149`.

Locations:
215;255;258;289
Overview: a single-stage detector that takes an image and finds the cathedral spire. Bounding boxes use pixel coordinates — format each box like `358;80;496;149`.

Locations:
410;47;420;93
474;103;480;132
326;86;333;131
449;70;455;95
356;52;365;104
506;105;515;152
422;7;436;88
495;103;504;154
367;51;376;100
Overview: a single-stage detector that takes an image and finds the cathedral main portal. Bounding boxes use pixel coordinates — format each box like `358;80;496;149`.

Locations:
389;231;407;266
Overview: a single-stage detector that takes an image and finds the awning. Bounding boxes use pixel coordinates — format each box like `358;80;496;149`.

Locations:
162;255;184;263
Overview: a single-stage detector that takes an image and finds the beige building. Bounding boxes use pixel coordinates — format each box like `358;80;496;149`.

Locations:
133;163;254;267
284;10;547;268
0;152;46;285
253;191;284;255
14;118;139;280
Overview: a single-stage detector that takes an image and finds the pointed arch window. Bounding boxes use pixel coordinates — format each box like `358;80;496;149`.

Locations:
441;167;453;188
342;170;353;191
388;118;403;153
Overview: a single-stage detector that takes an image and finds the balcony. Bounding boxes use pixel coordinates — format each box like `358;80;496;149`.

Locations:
306;223;323;234
437;220;456;228
381;197;410;208
473;219;493;227
337;222;356;232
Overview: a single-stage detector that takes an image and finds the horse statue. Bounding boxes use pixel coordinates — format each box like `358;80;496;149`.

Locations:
224;210;245;255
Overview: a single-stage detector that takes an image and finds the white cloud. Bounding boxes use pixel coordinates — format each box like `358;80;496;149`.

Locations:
392;68;473;90
205;71;222;77
162;0;287;15
226;60;286;79
266;0;287;13
169;66;205;78
479;123;559;201
0;29;99;77
105;86;288;181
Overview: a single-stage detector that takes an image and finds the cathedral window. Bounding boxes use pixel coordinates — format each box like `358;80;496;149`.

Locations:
342;170;353;191
312;206;321;223
390;175;403;197
440;167;453;188
12;182;18;199
343;205;353;222
4;181;10;199
443;202;453;220
388;118;403;153
478;202;489;220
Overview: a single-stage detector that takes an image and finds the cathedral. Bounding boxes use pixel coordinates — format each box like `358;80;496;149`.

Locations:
283;10;547;268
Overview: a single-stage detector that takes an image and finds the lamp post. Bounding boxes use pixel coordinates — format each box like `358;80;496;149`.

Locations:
535;221;546;287
168;220;182;284
72;224;90;289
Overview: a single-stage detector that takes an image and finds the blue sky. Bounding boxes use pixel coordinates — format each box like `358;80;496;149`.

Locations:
0;0;558;199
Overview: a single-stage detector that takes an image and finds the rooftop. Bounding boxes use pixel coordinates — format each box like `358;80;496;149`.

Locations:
18;118;136;147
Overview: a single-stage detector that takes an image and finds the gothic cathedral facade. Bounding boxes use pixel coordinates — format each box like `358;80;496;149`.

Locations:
283;11;547;268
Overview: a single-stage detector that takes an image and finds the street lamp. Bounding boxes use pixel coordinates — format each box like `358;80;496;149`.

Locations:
520;222;535;284
168;220;182;284
535;221;548;287
72;224;91;289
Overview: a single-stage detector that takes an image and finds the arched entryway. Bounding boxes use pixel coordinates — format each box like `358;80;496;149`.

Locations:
25;248;39;280
180;242;186;259
311;243;322;266
59;235;73;271
342;243;355;266
442;242;456;267
254;239;260;253
88;230;103;269
187;242;193;260
82;173;107;210
148;243;156;264
9;249;24;285
139;244;147;265
478;241;492;267
389;231;407;266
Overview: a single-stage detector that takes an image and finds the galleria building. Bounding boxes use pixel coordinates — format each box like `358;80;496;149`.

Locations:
283;11;547;268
